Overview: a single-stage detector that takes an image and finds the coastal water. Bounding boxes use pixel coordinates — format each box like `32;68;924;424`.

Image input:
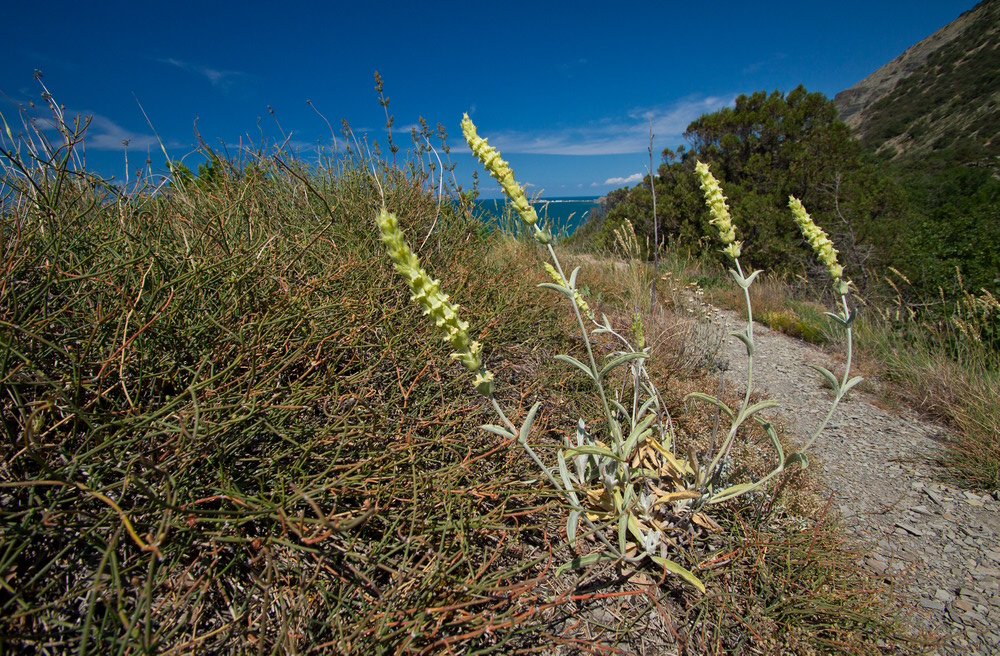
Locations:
473;197;601;236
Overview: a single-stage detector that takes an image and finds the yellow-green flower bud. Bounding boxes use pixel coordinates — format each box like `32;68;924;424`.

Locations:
462;113;539;227
788;196;846;288
377;208;493;393
544;262;594;321
694;161;739;259
632;311;644;350
474;370;494;397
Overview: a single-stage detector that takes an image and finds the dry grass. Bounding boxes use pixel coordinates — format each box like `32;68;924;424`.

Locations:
0;96;917;653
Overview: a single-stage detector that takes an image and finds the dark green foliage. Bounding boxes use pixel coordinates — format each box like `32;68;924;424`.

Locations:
586;87;906;289
838;0;1000;298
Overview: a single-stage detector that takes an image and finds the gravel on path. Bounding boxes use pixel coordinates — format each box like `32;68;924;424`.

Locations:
715;310;1000;655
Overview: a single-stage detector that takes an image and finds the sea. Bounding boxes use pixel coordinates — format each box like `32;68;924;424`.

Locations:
472;196;601;236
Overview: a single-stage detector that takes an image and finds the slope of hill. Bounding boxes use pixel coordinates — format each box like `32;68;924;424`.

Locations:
834;0;1000;168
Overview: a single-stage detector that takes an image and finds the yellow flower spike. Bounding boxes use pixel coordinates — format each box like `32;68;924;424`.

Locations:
462;113;539;228
694;161;739;260
376;208;492;395
788;196;847;291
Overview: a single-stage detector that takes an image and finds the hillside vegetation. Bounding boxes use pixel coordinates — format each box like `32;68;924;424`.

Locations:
834;0;1000;168
0;90;917;653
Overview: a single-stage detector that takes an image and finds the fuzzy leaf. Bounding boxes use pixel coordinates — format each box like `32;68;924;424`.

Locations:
567;510;581;545
538;282;573;298
684;392;735;420
556;552;618;576
557;452;582;503
738;399;780;422
824;308;857;328
710;481;756;503
756;418;784;464
557;451;580;502
623;413;656;460
554;354;596;381
617;511;629;554
729;329;754;357
808;364;841;395
728;268;761;290
842;375;864;395
627;514;647;544
519;401;542;445
651;556;705;593
599;351;648;380
785;452;809;469
565;444;622;462
637;396;658;421
480;424;515;440
568;266;581;288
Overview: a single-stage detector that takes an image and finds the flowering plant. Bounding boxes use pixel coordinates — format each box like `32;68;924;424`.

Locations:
374;122;859;592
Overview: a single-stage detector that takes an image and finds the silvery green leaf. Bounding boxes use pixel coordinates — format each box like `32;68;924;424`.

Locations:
519;401;542;445
824;311;848;326
480;424;515;440
742;270;762;288
568;266;581;288
824;308;857;328
623;413;656;460
637;396;658;421
566;444;622;461
729;329;754;356
557;451;581;504
557;449;572;487
756;418;784;464
567;509;581;545
685;392;735;419
618;511;629;554
554;354;596;381
538;282;573;298
556;552;618;576
651;556;706;593
808;364;841;395
576;418;588;446
728;268;761;290
739;399;780;422
599;352;647;380
710;481;756;503
575;454;588;482
785;452;809;469
841;376;864;395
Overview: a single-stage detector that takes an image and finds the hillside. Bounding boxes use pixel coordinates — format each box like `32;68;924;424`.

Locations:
833;0;1000;168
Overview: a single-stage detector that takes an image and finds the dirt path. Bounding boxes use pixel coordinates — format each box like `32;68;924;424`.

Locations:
715;310;1000;655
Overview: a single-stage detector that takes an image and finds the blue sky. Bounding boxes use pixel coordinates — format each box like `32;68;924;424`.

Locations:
1;0;979;197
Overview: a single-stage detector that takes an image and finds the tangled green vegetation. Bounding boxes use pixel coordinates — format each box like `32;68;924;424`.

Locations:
1;87;919;653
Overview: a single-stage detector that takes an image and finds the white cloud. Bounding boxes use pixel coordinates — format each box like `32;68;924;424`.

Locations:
603;172;643;186
158;58;249;91
78;113;184;152
483;95;734;156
